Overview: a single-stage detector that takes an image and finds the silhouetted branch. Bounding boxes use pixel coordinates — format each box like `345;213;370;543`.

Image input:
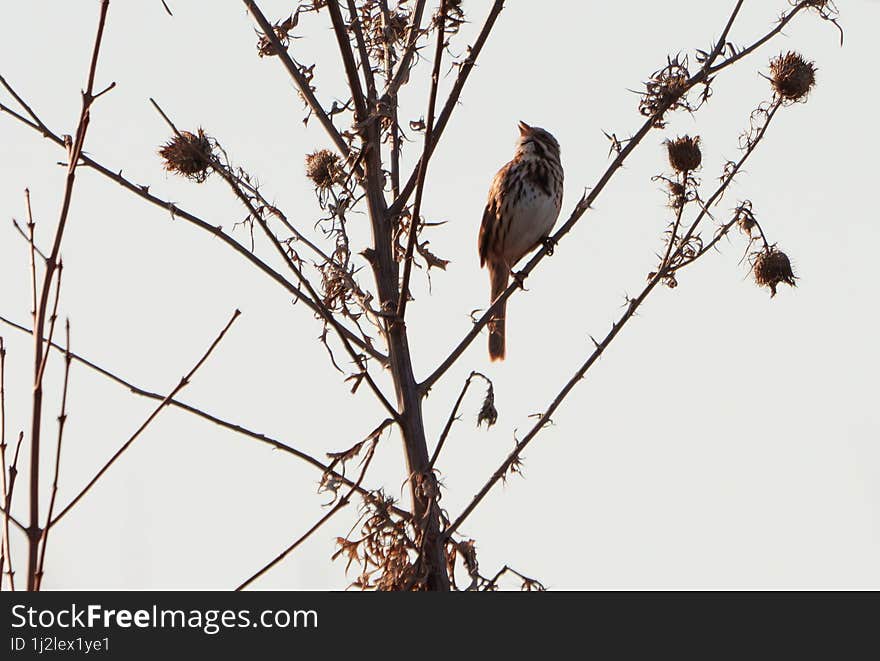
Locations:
397;0;448;320
47;309;241;531
0;313;409;522
237;428;381;590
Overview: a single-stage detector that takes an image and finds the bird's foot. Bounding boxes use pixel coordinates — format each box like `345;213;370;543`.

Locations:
542;236;557;256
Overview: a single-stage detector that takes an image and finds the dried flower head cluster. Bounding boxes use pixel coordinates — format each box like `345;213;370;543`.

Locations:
665;135;702;173
640;57;692;127
158;129;214;183
335;494;425;591
305;149;341;189
752;247;797;296
769;51;816;102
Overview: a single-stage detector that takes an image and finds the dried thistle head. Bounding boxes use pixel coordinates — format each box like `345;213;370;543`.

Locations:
640;57;692;127
665;135;702;173
752;247;797;296
305;149;341;189
159;129;214;183
769;52;816;102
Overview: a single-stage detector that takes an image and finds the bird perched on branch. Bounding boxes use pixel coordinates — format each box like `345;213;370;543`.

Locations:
478;121;564;360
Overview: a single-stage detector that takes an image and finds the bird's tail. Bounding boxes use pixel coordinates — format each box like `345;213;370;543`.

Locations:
488;263;508;361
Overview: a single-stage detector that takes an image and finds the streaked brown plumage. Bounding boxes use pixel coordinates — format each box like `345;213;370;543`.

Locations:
478;122;563;360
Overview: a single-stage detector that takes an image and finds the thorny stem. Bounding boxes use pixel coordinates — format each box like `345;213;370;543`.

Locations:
34;321;71;590
346;0;377;102
445;96;786;542
389;0;505;217
236;434;381;590
659;170;690;274
397;0;448;321
672;101;783;270
242;0;354;162
378;0;402;197
26;0;110;592
428;370;480;470
47;310;241;531
326;1;369;124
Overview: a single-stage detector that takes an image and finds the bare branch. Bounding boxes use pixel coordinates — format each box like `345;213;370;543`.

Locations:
26;0;111;591
237;430;381;590
34;320;72;590
47;310;241;531
242;0;353;160
397;0;448;320
390;0;505;216
0;314;409;522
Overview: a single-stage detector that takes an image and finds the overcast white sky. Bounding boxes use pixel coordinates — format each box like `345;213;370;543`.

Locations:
1;1;878;590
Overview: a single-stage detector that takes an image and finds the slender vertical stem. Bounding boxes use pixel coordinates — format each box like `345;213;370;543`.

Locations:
26;0;110;591
396;0;447;320
0;338;14;591
34;321;71;590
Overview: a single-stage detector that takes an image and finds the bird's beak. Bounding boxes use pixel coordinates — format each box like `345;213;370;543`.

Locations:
518;120;532;136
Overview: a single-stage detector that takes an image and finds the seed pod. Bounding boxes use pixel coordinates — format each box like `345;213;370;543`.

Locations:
158;129;214;183
753;248;797;297
769;52;816;102
665;135;702;173
305;149;341;189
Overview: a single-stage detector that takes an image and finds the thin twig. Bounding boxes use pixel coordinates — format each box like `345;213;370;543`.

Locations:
658;171;690;273
389;0;505;216
378;0;401;198
326;0;368;126
48;310;241;531
26;0;111;591
1;432;27;591
346;0;377;102
428;370;477;470
0;314;409;521
34;320;71;590
236;435;380;590
0;338;15;590
384;0;428;99
10;218;46;262
242;0;354;161
396;0;447;321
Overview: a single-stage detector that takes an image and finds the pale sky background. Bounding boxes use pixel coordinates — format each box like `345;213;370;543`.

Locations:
1;1;878;590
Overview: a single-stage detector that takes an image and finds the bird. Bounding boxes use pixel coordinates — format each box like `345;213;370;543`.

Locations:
478;121;564;361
